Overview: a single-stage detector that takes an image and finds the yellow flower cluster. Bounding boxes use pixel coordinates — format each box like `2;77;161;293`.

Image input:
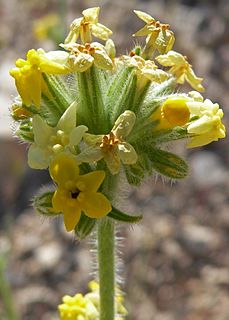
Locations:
9;7;226;233
58;281;128;320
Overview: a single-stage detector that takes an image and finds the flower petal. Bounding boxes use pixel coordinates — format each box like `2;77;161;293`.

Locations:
79;171;105;192
28;145;50;169
81;192;111;218
91;23;113;40
76;146;103;163
33;115;54;146
52;188;66;212
70;53;94;72
104;150;121;175
69;125;88;146
82;7;100;23
49;153;79;185
186;67;204;92
63;206;81;231
57;101;77;134
112;110;136;138
156;50;185;67
118;142;138;165
133;25;152;37
133;10;154;23
93;49;113;70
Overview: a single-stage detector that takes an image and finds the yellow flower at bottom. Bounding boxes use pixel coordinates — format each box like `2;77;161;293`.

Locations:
151;96;190;130
58;281;128;320
50;153;111;231
58;293;99;320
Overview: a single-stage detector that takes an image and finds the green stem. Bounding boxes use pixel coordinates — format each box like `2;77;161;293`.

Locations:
98;219;115;320
0;255;18;320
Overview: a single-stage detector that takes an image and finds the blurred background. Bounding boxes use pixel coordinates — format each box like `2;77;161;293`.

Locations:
0;0;228;319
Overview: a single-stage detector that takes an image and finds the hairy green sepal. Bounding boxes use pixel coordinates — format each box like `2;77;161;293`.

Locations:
75;214;97;240
33;190;61;216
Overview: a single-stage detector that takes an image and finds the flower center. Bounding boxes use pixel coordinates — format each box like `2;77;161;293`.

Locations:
71;189;80;199
100;131;119;152
150;20;170;30
76;43;95;55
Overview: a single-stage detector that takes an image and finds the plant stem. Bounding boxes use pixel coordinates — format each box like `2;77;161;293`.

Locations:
98;218;115;320
0;255;18;320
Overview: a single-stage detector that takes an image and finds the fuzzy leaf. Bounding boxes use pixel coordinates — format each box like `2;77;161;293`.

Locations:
108;206;142;223
124;163;144;186
17;119;34;142
148;148;189;179
74;214;96;240
33;190;61;216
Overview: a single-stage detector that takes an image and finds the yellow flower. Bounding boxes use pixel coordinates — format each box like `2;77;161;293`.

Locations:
133;10;175;55
156;50;204;92
151;96;191;130
28;102;88;169
58;293;99;320
10;49;70;107
186;98;226;147
77;111;138;175
120;54;168;89
50;153;111;231
61;42;113;72
58;281;128;320
33;14;59;40
65;7;112;44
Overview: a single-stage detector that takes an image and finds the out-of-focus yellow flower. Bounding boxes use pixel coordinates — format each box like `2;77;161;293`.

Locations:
65;7;112;44
10;49;70;107
50;153;111;231
58;293;99;320
133;10;175;55
151;96;191;130
156;50;204;92
186;98;226;147
58;281;128;320
33;14;59;40
77;111;138;175
61;42;113;72
28;102;87;169
120;54;168;89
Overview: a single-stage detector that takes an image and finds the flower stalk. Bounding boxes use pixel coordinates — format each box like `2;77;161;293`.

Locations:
98;219;115;320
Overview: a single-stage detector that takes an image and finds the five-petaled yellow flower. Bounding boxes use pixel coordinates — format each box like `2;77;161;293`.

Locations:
61;42;113;72
77;111;138;175
156;50;204;92
133;10;175;55
64;7;112;44
50;153;111;231
10;49;70;107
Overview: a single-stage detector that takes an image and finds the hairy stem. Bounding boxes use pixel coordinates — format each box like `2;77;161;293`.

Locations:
98;218;115;320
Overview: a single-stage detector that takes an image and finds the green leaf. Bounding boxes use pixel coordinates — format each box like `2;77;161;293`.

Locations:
108;206;142;223
17;119;34;142
75;214;96;240
148;148;189;179
33;190;61;216
124;164;143;186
